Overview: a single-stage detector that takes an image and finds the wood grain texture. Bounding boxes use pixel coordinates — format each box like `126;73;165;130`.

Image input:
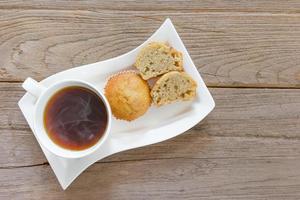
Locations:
1;1;300;199
1;83;299;167
1;136;300;200
0;10;300;87
1;0;300;13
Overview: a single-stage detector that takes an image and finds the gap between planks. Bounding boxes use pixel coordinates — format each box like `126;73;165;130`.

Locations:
2;154;299;170
1;80;300;89
2;133;300;169
1;7;300;16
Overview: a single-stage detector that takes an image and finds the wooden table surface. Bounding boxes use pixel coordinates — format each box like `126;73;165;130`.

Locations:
1;1;300;199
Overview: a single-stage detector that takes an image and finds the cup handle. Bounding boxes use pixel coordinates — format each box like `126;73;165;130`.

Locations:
22;77;46;99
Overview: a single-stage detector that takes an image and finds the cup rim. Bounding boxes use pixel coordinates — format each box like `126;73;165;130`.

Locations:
33;79;112;159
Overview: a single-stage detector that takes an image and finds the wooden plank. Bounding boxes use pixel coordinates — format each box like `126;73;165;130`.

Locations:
1;136;300;199
1;83;299;167
0;10;300;87
1;1;300;199
0;0;300;13
202;88;300;138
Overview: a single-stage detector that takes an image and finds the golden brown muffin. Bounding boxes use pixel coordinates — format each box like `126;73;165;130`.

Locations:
151;71;197;106
134;42;183;80
104;71;151;121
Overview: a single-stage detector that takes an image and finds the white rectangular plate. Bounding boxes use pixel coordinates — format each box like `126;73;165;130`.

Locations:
18;18;215;189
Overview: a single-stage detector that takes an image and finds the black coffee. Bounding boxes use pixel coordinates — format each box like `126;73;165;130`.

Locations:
44;86;108;150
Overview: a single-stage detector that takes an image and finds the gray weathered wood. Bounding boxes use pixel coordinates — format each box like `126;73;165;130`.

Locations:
0;10;300;87
1;83;299;167
1;0;300;13
1;136;300;199
1;1;300;199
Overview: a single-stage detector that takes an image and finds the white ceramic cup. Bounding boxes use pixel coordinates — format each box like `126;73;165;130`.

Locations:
22;77;112;159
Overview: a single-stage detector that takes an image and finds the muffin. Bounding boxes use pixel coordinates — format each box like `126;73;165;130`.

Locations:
151;71;197;106
104;71;151;121
134;42;183;80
